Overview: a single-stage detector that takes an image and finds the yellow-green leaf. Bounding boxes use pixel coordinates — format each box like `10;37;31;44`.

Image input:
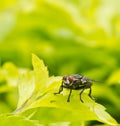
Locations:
15;55;118;125
32;54;49;94
28;79;117;125
17;71;35;109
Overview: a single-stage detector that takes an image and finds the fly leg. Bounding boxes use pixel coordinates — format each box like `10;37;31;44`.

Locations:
67;89;72;102
80;88;85;103
54;85;63;95
88;87;95;101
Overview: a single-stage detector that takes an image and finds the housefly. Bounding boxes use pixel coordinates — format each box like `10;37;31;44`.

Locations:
54;74;97;103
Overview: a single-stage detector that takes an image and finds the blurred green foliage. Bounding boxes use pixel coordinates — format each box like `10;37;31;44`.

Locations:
0;0;120;125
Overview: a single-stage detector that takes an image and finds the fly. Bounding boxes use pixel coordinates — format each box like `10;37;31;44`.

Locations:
54;74;97;103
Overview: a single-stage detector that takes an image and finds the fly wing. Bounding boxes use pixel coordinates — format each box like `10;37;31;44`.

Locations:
71;74;83;79
92;80;103;83
71;74;84;86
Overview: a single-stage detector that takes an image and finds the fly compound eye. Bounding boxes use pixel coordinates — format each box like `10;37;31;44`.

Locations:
68;76;73;83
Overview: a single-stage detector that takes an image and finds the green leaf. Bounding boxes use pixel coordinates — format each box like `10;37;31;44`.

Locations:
0;114;40;126
17;71;35;109
32;53;49;94
15;54;118;125
15;54;49;112
28;86;117;125
93;103;117;125
23;107;96;123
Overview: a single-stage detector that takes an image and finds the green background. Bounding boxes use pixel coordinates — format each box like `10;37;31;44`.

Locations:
0;0;120;125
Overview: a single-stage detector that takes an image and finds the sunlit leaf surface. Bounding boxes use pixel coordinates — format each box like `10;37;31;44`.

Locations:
0;114;39;126
32;53;49;94
17;71;35;109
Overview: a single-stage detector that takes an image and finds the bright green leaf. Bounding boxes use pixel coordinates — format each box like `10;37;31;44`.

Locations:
23;107;97;123
15;54;49;112
32;54;49;94
17;71;35;109
15;54;118;125
0;114;40;126
28;86;117;125
93;103;118;125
